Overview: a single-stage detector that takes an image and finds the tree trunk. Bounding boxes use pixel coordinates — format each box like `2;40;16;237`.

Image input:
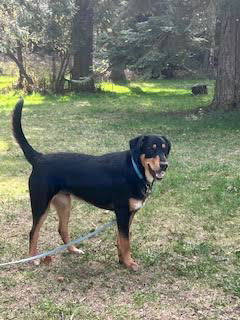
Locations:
16;44;24;89
7;47;34;87
211;1;240;110
51;54;57;88
71;0;95;92
54;53;70;94
110;66;127;83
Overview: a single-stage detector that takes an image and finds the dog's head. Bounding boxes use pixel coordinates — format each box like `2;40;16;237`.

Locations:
130;135;171;183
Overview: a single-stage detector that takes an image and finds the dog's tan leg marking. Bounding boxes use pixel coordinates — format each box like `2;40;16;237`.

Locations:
118;232;139;271
51;193;84;255
117;200;139;266
29;210;50;265
117;211;136;264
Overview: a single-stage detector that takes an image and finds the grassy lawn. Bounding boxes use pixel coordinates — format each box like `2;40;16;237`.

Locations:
0;77;240;319
0;75;17;90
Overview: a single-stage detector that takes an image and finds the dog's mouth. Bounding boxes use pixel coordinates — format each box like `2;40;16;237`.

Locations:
148;165;166;180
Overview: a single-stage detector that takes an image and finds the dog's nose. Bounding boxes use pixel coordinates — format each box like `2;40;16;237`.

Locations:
160;162;168;171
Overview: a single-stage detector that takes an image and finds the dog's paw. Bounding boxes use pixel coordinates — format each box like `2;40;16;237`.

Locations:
122;259;139;271
31;259;41;266
68;245;84;255
128;261;139;272
42;255;53;265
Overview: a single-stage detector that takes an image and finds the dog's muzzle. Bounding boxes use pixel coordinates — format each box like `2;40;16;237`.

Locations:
160;162;168;171
149;161;168;180
157;162;168;180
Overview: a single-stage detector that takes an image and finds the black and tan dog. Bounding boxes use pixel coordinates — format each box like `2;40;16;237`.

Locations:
12;98;171;270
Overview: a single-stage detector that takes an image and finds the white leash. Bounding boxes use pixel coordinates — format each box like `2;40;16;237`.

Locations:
0;219;116;267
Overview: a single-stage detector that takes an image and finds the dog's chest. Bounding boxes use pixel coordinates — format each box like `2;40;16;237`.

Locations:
129;198;146;212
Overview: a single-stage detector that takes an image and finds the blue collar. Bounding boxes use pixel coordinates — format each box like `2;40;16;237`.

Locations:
131;156;144;180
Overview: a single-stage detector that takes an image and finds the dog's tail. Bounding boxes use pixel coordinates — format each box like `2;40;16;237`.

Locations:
12;98;41;165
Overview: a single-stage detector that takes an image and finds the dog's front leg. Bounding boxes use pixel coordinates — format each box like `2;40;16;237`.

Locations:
115;207;139;271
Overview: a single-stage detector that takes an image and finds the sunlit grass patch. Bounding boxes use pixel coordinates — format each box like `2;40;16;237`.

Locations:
100;82;132;93
100;79;214;95
98;79;214;113
0;90;52;111
100;80;190;95
0;75;17;89
131;84;190;95
0;139;10;151
0;176;27;198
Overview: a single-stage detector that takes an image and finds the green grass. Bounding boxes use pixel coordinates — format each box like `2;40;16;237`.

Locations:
0;75;17;90
1;77;240;319
99;79;214;113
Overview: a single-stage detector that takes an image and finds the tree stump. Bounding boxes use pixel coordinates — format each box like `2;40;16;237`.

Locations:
191;84;208;95
110;67;127;84
161;66;176;79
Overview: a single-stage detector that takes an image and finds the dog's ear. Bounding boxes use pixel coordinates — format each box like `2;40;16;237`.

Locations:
161;136;171;157
129;135;144;156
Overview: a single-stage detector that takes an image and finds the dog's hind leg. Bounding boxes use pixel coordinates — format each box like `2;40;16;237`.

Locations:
51;193;84;255
29;197;51;265
28;176;54;265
